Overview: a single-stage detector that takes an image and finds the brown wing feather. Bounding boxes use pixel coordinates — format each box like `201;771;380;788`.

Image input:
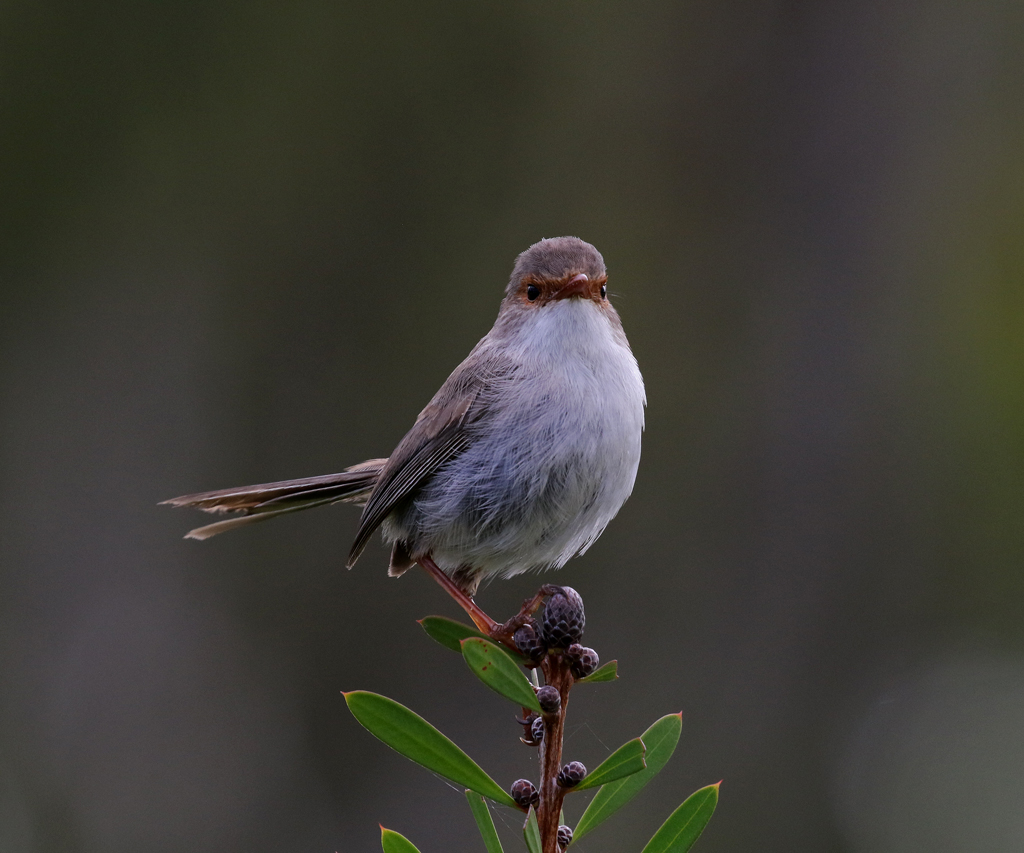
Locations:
345;401;475;567
345;343;515;568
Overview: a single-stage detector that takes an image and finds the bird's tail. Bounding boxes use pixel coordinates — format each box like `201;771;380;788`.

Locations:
161;458;387;540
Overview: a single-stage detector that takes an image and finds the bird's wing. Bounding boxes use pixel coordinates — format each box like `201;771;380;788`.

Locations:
345;344;512;567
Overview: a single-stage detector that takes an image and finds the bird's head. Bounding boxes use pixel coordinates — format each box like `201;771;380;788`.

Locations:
496;237;621;335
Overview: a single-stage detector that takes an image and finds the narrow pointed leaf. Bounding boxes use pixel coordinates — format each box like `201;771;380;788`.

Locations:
466;791;505;853
380;827;422;853
576;660;618;683
345;691;516;807
573;737;646;792
419;616;492;653
461;637;541;712
523;807;542;853
573;714;682;842
639;783;719;853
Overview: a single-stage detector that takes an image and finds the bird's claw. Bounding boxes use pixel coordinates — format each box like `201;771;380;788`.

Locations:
489;584;561;647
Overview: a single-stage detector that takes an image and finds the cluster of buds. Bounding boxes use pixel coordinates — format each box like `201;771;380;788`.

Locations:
510;586;597;844
513;586;600;682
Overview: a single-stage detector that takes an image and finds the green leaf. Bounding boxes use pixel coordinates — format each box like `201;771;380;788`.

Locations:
576;660;618;683
344;691;517;808
419;616;494;654
465;791;505;853
523;807;542;853
419;616;527;662
573;737;646;792
461;637;542;712
380;826;422;853
639;783;719;853
573;714;682;842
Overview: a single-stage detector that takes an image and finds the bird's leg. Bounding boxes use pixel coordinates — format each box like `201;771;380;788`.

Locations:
415;559;562;656
417;555;499;635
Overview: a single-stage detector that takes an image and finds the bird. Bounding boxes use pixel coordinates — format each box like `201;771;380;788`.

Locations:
163;236;646;636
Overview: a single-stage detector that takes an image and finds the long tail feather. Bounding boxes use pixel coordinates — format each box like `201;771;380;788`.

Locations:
183;496;343;540
162;458;387;539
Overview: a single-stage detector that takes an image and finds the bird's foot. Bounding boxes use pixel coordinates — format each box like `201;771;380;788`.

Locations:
488;584;563;648
416;558;565;656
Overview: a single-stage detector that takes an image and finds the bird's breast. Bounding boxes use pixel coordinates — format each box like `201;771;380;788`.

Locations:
397;300;645;576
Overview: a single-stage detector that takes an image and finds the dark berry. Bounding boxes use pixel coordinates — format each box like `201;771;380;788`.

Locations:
537;685;561;715
511;778;539;808
514;623;546;662
540;586;585;648
557;825;573;849
567;644;600;679
530;715;545;744
557;761;587;788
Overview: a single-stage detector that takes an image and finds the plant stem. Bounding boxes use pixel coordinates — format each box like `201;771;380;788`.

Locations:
537;654;573;853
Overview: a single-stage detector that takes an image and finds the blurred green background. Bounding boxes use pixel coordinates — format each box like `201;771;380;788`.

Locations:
2;1;1023;850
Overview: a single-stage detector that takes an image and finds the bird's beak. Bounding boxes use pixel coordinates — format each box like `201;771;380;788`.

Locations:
552;273;591;301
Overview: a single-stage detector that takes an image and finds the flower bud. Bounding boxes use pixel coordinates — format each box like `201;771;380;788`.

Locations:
513;623;546;663
519;713;542;746
540;586;585;649
567;644;600;679
557;760;587;788
537;685;561;715
510;778;539;808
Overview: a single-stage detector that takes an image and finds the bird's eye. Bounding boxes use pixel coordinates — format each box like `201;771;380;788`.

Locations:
526;284;540;301
600;284;607;299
